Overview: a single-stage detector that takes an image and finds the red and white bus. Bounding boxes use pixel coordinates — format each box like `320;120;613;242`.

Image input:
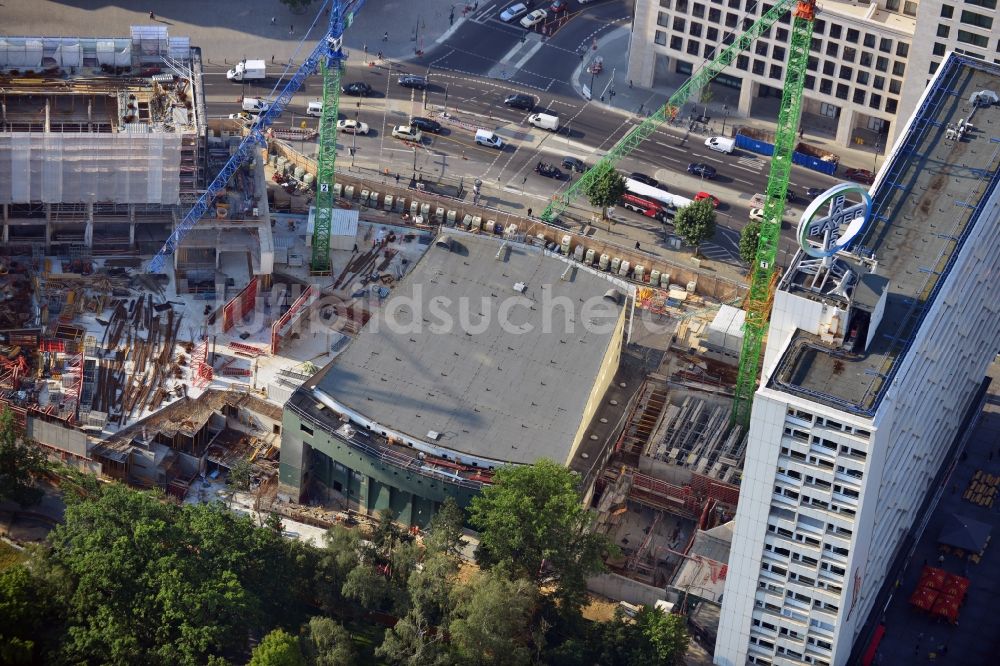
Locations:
620;192;675;224
624;177;693;210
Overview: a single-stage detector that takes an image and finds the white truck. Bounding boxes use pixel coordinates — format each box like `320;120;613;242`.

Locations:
242;97;269;114
704;136;735;154
227;59;267;82
528;112;559;131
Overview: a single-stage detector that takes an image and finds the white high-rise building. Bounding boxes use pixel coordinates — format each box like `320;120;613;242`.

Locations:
630;0;1000;151
714;53;1000;666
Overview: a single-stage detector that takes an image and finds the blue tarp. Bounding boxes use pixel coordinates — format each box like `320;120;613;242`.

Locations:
735;133;838;176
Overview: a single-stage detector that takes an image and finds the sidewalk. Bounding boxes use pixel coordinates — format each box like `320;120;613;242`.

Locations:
2;0;465;66
572;26;887;173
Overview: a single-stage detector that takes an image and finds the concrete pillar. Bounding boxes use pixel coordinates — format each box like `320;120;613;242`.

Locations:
835;107;854;147
84;202;94;248
738;79;755;118
2;225;8;244
129;222;135;248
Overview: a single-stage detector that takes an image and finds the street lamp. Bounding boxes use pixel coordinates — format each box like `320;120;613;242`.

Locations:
443;83;450;116
873;139;882;172
721;104;729;135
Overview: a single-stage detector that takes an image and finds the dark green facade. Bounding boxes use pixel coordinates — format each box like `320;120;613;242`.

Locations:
279;405;482;528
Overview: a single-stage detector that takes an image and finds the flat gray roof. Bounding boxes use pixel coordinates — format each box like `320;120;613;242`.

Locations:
770;55;1000;415
314;233;625;465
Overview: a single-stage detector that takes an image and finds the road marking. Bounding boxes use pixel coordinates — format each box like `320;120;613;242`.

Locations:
513;42;545;70
733;177;754;186
733;164;760;174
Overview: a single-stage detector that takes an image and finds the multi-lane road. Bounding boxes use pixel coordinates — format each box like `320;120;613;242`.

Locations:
198;2;841;268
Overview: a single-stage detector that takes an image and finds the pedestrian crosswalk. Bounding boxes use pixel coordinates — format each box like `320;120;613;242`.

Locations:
737;155;764;171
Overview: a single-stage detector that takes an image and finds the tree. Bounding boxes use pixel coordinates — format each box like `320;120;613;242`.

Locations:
250;628;306;666
469;459;613;613
673;199;717;257
302;616;355;666
637;607;689;664
448;570;538;666
342;562;391;611
592;607;689;665
44;484;312;664
406;552;459;626
0;562;61;663
583;167;627;223
375;608;450;666
0;407;46;507
314;526;362;613
227;457;253;492
739;218;762;265
423;497;465;558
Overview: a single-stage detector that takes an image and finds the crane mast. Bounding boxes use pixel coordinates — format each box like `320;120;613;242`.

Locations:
148;0;365;274
731;0;816;427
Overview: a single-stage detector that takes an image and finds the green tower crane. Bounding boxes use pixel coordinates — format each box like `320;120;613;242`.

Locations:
731;1;816;427
538;0;816;428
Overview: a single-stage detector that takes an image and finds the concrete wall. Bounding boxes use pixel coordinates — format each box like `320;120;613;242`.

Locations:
27;417;89;457
587;572;679;608
566;306;625;465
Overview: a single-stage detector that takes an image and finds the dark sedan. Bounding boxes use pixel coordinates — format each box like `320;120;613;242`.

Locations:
535;162;564;179
629;172;659;187
687;162;717;179
504;93;535;110
398;75;428;90
409;117;442;134
562;156;586;172
844;168;876;185
806;187;825;199
342;82;373;96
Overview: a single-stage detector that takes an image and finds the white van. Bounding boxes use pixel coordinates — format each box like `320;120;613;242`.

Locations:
704;136;735;154
242;97;269;114
306;101;323;117
475;129;504;149
528;112;559;131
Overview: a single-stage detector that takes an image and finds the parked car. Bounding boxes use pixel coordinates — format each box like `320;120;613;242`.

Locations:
398;75;428;90
520;8;548;28
336;119;369;135
629;172;659;188
228;112;252;123
550;0;569;12
562;156;586;172
694;191;720;207
391;125;423;142
504;93;535;110
749;208;765;221
805;187;825;198
844;167;876;185
687;162;717;179
342;82;373;96
500;2;529;22
409;117;442;134
535;162;564;179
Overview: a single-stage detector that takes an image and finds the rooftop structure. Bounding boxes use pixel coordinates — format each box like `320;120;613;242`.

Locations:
312;233;628;466
279;233;630;521
766;54;1000;416
716;53;1000;666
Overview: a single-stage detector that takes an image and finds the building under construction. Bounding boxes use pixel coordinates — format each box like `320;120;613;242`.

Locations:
0;27;207;256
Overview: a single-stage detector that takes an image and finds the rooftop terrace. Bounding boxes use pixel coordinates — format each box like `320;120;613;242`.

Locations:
770;54;1000;415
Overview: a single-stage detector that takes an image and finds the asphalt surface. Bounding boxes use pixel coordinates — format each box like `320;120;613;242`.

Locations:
4;0;841;271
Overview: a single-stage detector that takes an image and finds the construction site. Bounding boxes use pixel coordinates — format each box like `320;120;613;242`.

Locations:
0;23;782;647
